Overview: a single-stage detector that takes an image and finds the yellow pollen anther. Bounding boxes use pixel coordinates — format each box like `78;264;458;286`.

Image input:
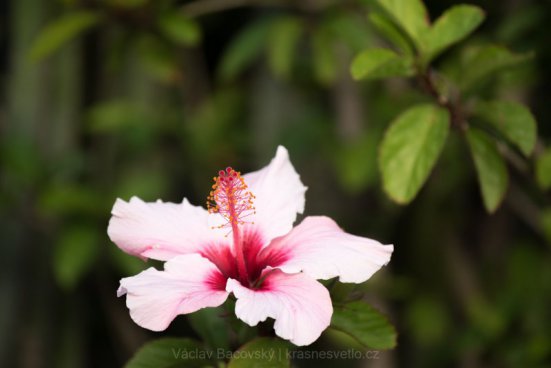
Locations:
206;167;255;230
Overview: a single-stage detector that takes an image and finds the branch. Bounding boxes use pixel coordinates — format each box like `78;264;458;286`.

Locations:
418;68;466;130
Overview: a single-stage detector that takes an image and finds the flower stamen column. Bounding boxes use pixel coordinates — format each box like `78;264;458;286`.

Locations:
207;167;256;285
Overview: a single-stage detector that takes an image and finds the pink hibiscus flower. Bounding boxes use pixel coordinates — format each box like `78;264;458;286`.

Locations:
108;146;393;346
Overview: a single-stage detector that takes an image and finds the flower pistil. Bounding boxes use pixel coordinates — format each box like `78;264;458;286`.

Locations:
207;167;256;284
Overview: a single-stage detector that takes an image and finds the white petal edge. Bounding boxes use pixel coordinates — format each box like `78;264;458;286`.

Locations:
260;216;393;283
226;269;332;346
242;146;307;246
108;197;224;261
118;254;228;331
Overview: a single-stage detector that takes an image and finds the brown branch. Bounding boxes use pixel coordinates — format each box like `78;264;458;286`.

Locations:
418;68;467;131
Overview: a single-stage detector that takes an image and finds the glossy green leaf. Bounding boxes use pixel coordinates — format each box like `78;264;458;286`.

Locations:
218;19;273;81
227;337;290;368
466;128;509;213
159;13;201;46
459;45;533;92
351;48;414;80
536;148;551;190
188;306;230;350
424;5;485;61
376;0;429;46
474;100;537;156
53;226;100;290
267;17;302;78
331;301;397;349
368;12;414;56
125;338;210;368
29;11;102;62
379;104;450;203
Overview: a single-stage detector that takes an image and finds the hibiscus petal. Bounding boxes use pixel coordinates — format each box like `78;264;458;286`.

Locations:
226;269;332;346
118;254;228;331
243;146;307;245
108;197;224;260
260;216;393;283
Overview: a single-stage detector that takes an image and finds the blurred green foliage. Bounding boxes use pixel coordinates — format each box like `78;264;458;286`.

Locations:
2;0;551;367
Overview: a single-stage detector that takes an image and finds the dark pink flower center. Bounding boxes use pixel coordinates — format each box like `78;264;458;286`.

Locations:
201;227;288;290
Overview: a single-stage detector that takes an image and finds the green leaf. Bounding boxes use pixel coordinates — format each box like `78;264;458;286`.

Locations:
368;12;414;56
424;5;485;61
351;48;414;80
125;338;211;368
311;27;337;85
53;226;100;290
376;0;429;47
188;306;230;350
379;104;450;203
227;338;290;368
466;128;509;213
159;13;201;46
536;148;551;190
474;100;537;156
267;17;302;78
29;11;102;62
218;19;274;81
459;45;533;92
222;300;257;345
331;301;397;350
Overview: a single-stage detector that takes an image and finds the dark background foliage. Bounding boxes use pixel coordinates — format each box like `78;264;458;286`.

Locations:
1;0;551;367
